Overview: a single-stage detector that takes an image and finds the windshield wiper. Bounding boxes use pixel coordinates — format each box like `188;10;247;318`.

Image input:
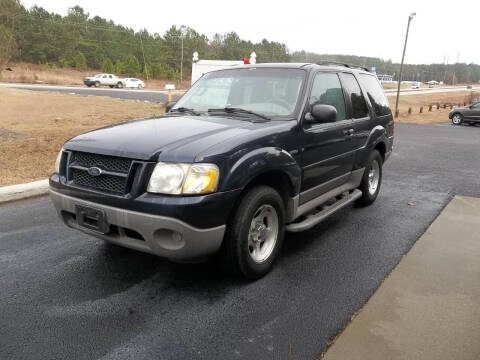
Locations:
169;107;200;116
208;107;270;121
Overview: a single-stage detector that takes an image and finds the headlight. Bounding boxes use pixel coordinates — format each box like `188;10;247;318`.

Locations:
147;162;219;195
54;148;64;173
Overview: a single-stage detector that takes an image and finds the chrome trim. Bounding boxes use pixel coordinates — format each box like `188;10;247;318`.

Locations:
289;167;365;221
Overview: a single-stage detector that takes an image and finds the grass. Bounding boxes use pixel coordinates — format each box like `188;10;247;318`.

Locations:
0;88;165;186
1;62;191;89
388;91;477;124
382;83;411;90
1;87;477;186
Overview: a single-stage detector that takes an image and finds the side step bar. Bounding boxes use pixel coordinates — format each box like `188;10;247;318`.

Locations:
286;189;362;232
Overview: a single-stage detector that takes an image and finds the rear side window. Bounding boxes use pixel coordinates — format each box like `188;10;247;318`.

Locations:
340;73;369;119
309;72;346;121
358;74;391;116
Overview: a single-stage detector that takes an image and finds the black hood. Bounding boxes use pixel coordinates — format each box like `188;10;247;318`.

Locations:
64;115;269;162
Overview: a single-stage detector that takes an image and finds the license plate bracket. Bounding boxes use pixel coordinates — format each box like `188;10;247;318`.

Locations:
75;205;109;234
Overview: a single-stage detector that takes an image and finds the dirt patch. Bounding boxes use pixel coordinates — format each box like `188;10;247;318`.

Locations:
0;128;24;139
0;88;164;186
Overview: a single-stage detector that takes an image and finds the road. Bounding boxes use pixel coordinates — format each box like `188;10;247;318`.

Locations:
385;85;480;96
1;122;479;359
0;82;184;103
1;82;478;102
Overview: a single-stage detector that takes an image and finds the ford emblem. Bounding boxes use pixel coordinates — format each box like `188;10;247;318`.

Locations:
87;167;103;177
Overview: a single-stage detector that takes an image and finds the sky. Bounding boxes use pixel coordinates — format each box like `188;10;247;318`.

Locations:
21;0;479;65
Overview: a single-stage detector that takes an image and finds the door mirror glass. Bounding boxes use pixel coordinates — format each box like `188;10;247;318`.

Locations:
308;104;338;123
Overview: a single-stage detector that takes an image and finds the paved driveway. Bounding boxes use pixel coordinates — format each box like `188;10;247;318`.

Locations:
1;122;479;359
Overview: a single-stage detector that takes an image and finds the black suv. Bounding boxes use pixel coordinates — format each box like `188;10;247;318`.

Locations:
50;63;393;279
449;102;480;125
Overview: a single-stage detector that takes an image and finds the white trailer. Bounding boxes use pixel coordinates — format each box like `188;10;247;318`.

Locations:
190;52;257;85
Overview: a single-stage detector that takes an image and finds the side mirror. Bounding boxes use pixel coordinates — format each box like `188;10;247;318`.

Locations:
306;104;338;124
166;101;177;112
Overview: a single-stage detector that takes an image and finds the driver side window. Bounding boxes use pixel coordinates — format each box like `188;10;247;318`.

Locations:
309;73;346;121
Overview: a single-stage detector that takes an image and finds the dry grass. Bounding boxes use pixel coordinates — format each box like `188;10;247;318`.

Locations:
1;62;191;89
0;88;164;186
389;91;477;124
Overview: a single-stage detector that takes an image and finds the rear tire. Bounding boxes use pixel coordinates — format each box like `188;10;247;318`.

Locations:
357;150;383;206
451;113;463;125
116;82;123;89
218;186;285;279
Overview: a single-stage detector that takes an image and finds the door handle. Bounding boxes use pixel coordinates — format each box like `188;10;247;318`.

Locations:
343;129;354;136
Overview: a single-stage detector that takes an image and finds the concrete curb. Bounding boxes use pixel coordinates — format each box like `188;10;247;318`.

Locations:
0;179;49;204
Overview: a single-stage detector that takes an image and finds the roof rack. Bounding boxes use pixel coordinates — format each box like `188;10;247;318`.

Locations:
315;61;370;72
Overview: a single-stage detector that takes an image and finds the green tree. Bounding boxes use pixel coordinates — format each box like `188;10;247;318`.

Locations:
102;58;114;73
123;55;141;75
0;0;21;73
114;60;125;75
73;51;87;69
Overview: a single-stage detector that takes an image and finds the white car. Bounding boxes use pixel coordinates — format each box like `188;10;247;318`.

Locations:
122;78;145;89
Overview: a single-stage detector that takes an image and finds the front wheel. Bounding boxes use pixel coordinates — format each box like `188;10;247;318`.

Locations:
116;82;123;88
357;150;383;206
218;186;285;279
94;81;100;87
452;113;463;125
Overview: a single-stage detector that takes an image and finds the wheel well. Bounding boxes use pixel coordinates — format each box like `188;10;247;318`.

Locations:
374;142;386;161
242;170;295;207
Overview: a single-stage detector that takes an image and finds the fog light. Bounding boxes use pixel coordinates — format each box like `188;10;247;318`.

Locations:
154;229;185;250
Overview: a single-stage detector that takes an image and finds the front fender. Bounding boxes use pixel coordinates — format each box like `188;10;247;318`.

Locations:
219;147;301;194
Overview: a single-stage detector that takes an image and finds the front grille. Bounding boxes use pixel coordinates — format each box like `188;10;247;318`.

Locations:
69;152;133;194
74;152;131;173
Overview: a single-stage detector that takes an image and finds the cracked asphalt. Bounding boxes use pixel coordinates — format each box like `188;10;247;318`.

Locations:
1;122;479;359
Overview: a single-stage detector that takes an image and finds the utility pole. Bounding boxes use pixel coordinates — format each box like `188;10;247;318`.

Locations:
395;12;416;117
180;35;184;82
139;34;148;80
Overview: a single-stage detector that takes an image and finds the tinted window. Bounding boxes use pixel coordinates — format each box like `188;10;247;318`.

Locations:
174;68;306;118
341;73;369;119
309;72;346;121
359;74;391;116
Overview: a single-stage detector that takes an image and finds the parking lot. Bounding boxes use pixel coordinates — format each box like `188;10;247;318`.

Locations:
1;121;479;359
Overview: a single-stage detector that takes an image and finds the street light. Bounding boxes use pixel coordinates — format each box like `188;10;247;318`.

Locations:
395;12;416;117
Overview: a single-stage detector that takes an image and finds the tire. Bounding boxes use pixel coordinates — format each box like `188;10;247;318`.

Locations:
116;82;123;89
86;84;92;87
218;186;285;279
94;81;100;87
451;113;463;125
357;150;383;206
138;84;143;89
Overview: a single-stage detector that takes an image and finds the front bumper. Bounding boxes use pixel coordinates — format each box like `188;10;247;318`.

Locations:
50;190;226;260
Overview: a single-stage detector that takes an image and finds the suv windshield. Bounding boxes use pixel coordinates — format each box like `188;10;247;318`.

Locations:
173;68;306;119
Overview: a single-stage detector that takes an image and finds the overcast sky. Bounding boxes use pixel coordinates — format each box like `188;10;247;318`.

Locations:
21;0;479;65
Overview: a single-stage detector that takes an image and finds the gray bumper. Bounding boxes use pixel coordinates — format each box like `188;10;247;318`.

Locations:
49;190;226;260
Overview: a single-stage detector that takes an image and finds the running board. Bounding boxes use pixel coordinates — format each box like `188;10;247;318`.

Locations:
286;189;362;232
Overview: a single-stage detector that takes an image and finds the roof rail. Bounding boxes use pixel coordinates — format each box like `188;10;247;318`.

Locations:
315;60;370;72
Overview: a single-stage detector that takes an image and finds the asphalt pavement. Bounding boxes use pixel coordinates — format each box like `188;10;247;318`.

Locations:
1;122;479;359
2;82;477;102
0;83;183;103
